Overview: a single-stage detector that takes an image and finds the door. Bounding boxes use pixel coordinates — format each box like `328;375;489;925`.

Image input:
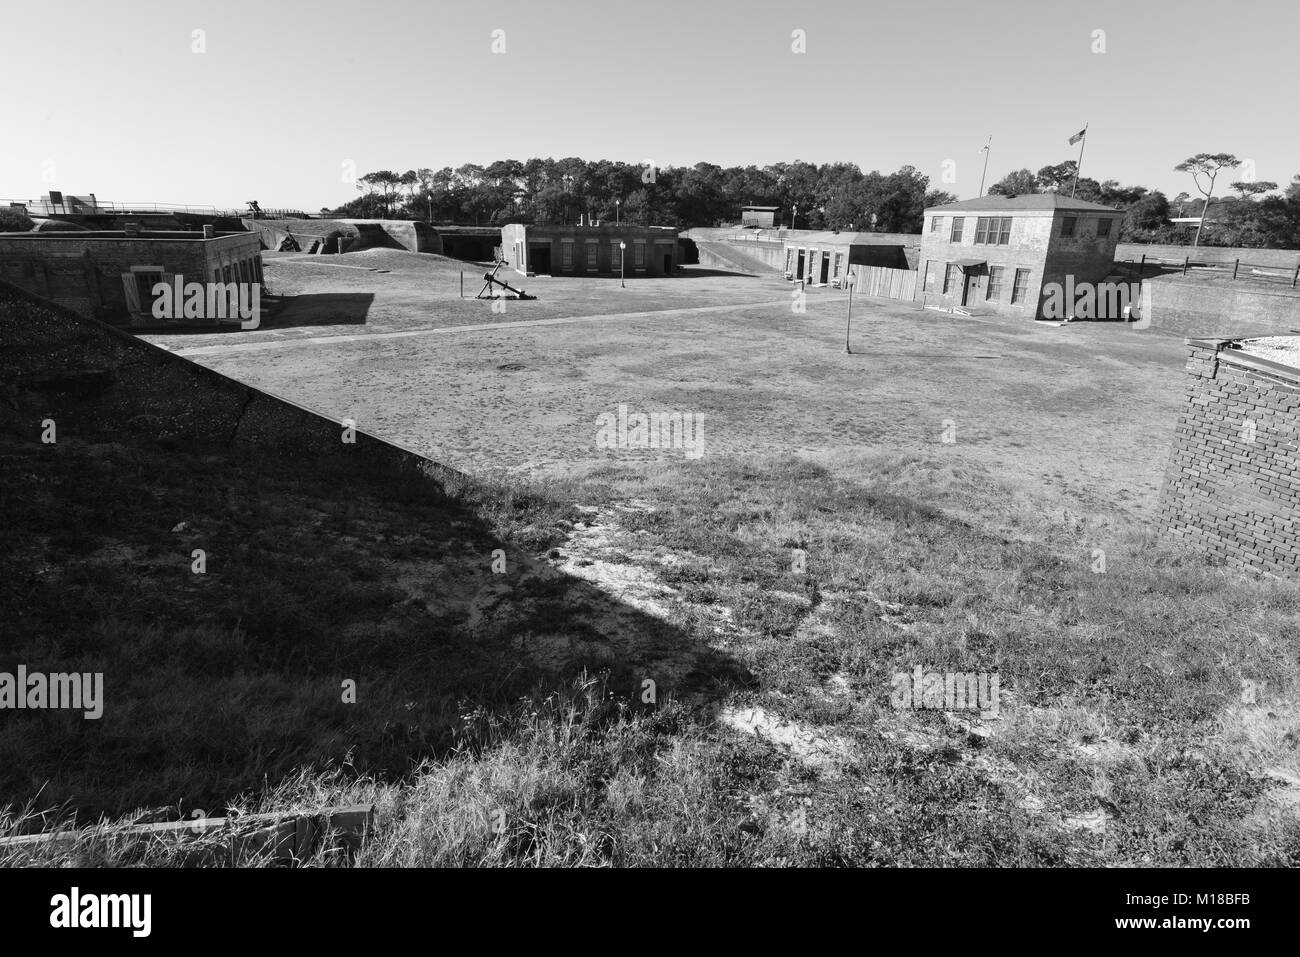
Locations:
820;255;831;284
962;270;978;307
530;245;551;275
796;250;805;279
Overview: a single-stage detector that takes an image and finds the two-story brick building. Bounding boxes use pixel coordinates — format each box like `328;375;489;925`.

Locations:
914;194;1121;319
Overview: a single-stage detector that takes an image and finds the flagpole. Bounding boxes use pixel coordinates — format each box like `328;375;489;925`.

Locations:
1070;123;1088;198
978;135;992;197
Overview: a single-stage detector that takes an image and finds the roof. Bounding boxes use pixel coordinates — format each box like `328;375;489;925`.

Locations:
953;258;986;267
741;206;779;211
1235;337;1300;371
926;194;1120;213
783;230;915;247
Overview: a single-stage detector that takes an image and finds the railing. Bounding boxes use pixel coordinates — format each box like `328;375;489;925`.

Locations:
724;230;789;243
2;199;312;219
1119;254;1300;288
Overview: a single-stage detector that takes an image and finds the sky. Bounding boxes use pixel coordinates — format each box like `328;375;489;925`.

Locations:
3;0;1297;211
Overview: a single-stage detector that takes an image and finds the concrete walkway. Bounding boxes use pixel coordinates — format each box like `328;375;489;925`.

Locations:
163;298;795;358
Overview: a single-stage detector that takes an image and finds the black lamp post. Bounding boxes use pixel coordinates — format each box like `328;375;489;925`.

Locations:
845;270;855;354
619;241;626;288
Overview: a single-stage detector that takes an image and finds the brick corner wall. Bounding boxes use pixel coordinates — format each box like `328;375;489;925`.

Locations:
1157;337;1300;576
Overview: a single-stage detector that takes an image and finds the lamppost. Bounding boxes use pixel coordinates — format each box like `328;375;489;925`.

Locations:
619;241;626;288
616;199;621;226
845;269;855;354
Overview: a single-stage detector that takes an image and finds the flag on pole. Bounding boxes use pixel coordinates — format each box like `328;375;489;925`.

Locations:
1068;128;1087;146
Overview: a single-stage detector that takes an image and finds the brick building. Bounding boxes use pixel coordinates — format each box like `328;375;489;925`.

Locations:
500;223;682;277
0;227;262;325
782;231;918;287
741;206;779;228
1158;336;1300;578
914;194;1121;319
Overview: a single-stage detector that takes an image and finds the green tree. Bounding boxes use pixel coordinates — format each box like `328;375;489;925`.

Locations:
1229;180;1278;198
987;168;1039;196
1286;174;1300;205
1173;152;1240;247
1035;161;1078;192
0;208;34;232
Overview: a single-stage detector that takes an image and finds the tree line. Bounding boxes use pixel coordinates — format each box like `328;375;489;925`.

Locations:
326;154;1300;248
987;153;1300;248
329;159;958;234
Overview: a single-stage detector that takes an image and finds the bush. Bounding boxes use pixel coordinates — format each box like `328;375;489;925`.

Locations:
0;209;34;233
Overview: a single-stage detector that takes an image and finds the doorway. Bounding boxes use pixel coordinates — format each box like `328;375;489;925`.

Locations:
796;250;805;279
529;244;551;275
819;254;831;284
962;269;979;307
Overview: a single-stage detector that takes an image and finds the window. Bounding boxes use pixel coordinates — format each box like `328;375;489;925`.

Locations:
930;216;941;233
973;217;1012;245
1061;216;1077;238
134;271;163;306
612;242;622;269
586;242;599;270
986;266;1005;301
943;263;961;294
1097;218;1112;239
561;242;573;269
634;242;645;267
1011;268;1030;304
924;260;937;291
832;253;842;278
950;217;964;243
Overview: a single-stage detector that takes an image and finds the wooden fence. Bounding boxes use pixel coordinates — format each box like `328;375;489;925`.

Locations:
1116;253;1300;287
853;265;916;301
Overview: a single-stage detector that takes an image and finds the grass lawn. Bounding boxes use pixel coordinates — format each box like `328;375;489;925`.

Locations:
4;255;1297;865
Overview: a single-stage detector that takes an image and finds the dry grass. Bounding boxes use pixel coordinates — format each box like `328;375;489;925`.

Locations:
6;261;1297;866
6;444;1297;866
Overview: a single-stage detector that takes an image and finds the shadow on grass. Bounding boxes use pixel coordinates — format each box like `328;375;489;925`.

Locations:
257;292;375;330
677;266;761;279
127;292;376;336
0;387;749;829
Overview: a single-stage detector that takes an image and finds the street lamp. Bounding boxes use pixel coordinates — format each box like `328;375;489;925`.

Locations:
845;269;855;354
619;241;626;288
616;199;620;226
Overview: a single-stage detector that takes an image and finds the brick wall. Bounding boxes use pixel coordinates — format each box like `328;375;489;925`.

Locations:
0;233;262;324
1144;275;1300;337
1040;213;1123;313
1157;338;1300;577
503;225;680;276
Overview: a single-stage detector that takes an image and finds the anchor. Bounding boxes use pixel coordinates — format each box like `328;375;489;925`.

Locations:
476;261;536;300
